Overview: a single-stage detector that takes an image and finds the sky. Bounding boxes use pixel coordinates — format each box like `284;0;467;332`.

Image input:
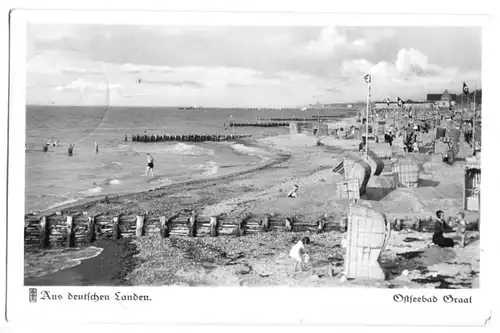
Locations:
26;25;482;107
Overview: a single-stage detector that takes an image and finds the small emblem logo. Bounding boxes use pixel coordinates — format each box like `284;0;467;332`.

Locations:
29;288;37;303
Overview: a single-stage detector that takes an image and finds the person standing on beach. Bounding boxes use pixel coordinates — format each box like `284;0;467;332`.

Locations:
145;153;155;177
68;144;74;156
455;212;468;248
95;141;99;154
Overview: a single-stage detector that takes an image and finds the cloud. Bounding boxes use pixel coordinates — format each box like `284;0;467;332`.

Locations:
305;27;348;57
341;48;453;82
121;63;173;74
55;79;123;93
395;48;445;78
324;87;343;93
339;47;480;100
146;80;206;89
61;67;103;75
341;59;374;77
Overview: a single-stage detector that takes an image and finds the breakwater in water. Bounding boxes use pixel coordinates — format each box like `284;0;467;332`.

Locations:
226;122;290;127
129;133;252;142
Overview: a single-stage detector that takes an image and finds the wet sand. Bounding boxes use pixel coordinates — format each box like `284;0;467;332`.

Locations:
25;239;140;286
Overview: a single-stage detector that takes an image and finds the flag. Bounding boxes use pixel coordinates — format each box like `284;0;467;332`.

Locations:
463;82;469;95
397;97;405;107
364;74;371;84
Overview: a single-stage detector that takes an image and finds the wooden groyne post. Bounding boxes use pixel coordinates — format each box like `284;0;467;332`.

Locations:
87;216;96;244
210;216;218;237
129;133;252;143
136;215;145;237
112;216;120;240
24;211;472;250
39;216;48;249
65;215;73;248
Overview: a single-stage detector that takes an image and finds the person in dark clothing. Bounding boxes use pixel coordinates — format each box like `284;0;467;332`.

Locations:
432;210;454;248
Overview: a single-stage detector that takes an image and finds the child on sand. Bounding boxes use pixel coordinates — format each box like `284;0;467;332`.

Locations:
290;236;310;273
287;185;299;198
455;212;467;247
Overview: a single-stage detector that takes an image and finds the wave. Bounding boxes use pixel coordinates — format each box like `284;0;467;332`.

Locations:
155;143;214;156
229;143;271;161
148;177;173;186
81;186;103;195
46;197;81;210
117;145;130;149
25;246;104;279
108;179;122;185
194;161;219;176
112;161;122;165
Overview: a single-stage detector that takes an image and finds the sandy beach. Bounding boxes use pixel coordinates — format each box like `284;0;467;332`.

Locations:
25;125;480;288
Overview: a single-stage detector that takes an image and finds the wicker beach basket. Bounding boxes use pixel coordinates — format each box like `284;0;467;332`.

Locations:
337;178;361;200
345;203;391;280
343;154;372;195
392;158;420;188
289;122;301;134
364;150;385;176
368;143;393;160
376;124;385;136
434;139;452;155
446;128;461;155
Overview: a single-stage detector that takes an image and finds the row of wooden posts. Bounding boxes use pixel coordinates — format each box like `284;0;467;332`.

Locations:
226;122;291;127
24;210;462;250
256;117;339;122
129;133;252;143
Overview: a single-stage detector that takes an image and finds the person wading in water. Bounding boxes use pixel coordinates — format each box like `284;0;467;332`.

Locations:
145;153;155;177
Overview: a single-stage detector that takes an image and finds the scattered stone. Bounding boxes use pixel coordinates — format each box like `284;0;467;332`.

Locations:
235;263;252;275
402;269;409;276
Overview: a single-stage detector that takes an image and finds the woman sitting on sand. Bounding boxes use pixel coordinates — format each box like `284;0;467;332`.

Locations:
432;210;454;248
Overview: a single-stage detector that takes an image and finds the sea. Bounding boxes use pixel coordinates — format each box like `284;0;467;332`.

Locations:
25;105;353;214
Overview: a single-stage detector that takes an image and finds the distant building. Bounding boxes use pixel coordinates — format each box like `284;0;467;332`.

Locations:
426;89;457;108
373;100;433;110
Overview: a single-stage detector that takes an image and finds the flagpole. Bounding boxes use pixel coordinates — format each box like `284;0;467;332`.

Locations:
472;85;476;154
365;81;370;158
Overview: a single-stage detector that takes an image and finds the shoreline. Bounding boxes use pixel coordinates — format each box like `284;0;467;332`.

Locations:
27;111;358;216
31;138;292;217
25;239;140;286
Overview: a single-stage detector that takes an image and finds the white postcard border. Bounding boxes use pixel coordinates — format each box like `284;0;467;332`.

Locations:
6;7;498;328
